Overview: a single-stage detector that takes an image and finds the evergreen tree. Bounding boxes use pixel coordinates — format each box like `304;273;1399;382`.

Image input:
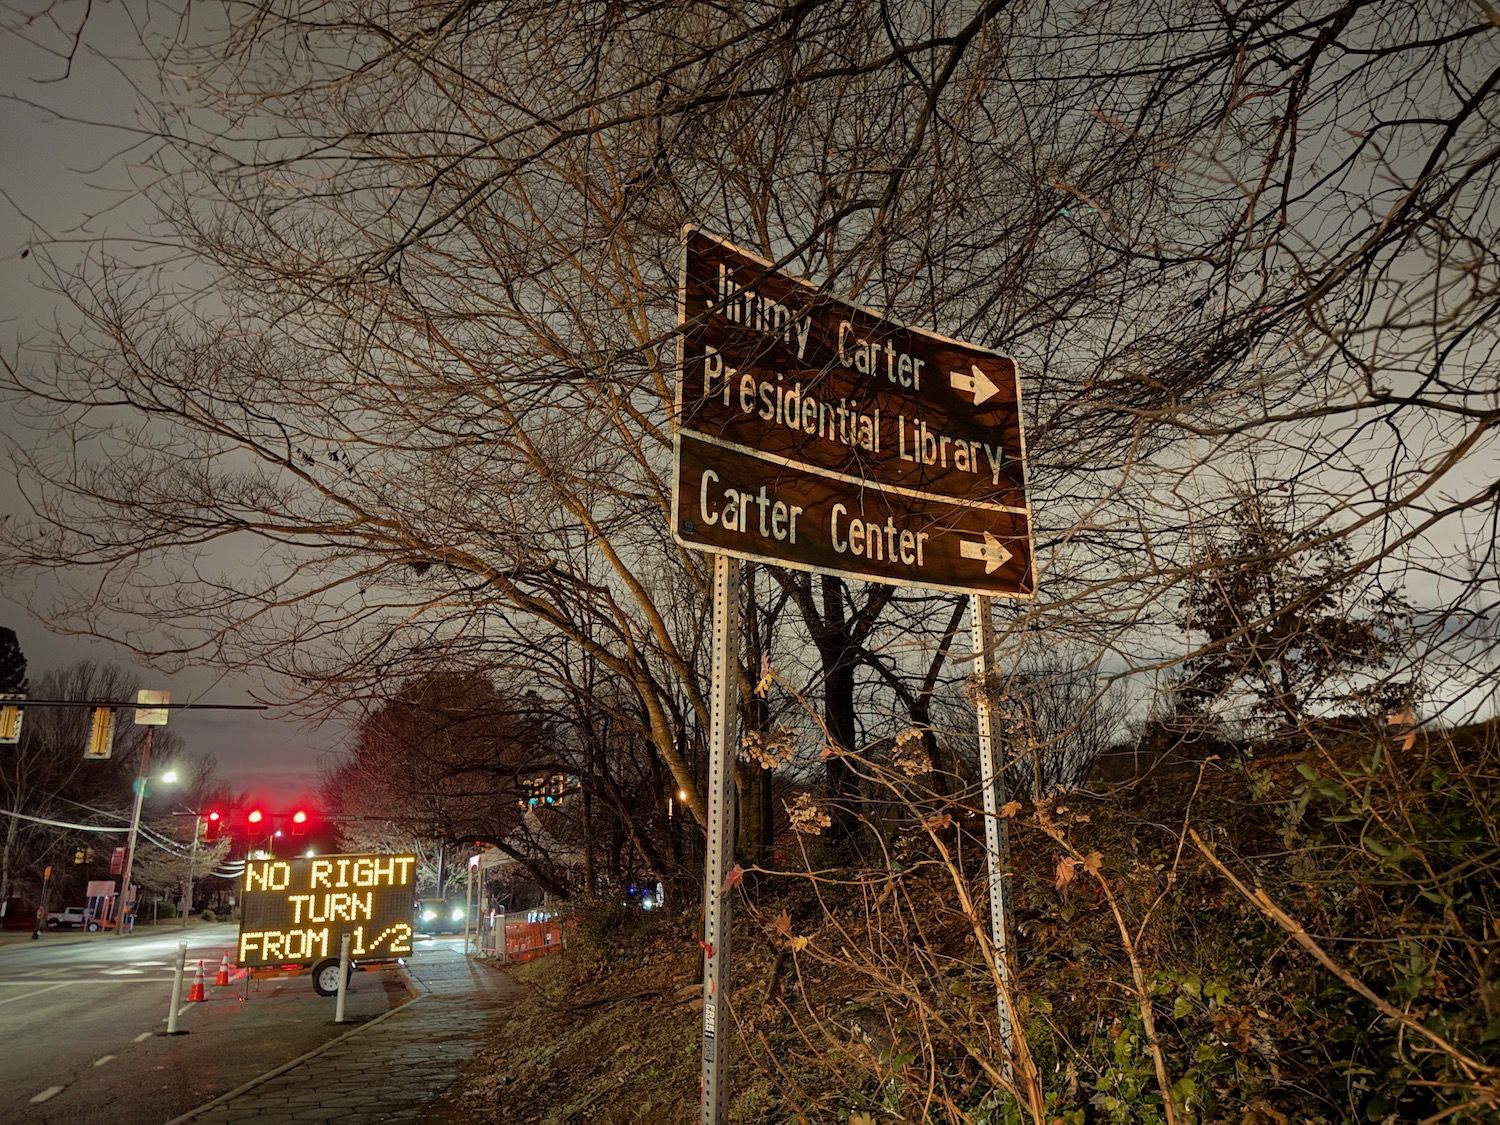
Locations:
1179;494;1418;740
0;628;26;693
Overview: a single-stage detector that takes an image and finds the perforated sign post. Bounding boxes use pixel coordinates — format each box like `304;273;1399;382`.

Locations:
675;228;1035;1122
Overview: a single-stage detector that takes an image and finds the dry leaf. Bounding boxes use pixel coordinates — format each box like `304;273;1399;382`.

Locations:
1000;800;1023;818
772;909;792;937
754;654;774;696
790;935;809;952
1055;857;1077;891
719;863;744;897
926;812;953;831
1082;851;1104;877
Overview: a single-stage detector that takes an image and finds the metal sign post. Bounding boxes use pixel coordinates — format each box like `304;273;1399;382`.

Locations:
334;932;353;1024
971;594;1017;1077
699;553;740;1124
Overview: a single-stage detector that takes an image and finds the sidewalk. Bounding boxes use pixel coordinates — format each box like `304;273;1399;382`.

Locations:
167;947;523;1123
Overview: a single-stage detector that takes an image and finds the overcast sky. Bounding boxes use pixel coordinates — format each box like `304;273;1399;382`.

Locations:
1;1;344;798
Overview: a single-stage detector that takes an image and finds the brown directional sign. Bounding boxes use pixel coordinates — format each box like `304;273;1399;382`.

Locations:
673;228;1035;598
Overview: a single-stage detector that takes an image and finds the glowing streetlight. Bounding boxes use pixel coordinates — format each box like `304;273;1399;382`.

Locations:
116;744;177;936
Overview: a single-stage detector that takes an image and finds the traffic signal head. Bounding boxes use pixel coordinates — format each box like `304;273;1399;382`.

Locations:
291;809;307;836
247;809;264;825
84;706;116;759
0;694;23;744
204;810;222;842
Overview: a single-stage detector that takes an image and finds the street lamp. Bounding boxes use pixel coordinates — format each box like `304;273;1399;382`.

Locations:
115;726;176;937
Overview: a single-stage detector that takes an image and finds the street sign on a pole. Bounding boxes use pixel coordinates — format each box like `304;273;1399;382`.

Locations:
135;689;171;726
673;228;1035;598
678;228;1040;1124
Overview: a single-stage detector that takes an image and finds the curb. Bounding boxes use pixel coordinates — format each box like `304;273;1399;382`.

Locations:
394;959;424;998
161;992;430;1124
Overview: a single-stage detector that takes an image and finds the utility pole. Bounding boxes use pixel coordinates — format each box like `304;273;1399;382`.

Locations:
182;813;200;928
116;725;155;937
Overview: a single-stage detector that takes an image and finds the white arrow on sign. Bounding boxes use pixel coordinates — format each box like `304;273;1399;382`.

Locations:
959;531;1013;574
950;363;1001;406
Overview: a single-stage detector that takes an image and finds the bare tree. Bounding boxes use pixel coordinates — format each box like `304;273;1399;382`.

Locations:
3;5;1500;1112
0;662;148;914
1002;656;1134;797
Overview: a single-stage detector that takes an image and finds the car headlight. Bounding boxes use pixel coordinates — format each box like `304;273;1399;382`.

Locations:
451;908;464;921
422;909;437;921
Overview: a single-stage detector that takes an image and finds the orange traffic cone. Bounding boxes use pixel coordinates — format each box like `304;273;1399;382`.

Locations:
187;960;206;1002
216;951;230;986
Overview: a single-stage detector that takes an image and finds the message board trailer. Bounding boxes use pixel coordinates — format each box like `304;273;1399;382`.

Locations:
237;854;418;992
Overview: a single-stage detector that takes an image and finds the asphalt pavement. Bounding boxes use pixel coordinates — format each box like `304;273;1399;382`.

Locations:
170;943;524;1123
1;922;526;1123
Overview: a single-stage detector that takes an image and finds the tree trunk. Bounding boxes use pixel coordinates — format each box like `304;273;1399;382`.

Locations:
0;813;18;919
737;565;775;865
819;576;862;839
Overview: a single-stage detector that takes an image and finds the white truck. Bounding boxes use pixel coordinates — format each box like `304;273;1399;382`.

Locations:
46;906;99;931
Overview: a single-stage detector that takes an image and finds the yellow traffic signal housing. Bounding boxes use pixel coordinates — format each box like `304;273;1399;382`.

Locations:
0;694;23;744
85;706;117;759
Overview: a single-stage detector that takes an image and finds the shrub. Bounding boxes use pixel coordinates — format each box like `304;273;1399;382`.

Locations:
570;895;674;962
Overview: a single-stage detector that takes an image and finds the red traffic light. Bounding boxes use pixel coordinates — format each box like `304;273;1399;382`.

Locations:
247;809;264;824
204;809;222;842
291;809;308;836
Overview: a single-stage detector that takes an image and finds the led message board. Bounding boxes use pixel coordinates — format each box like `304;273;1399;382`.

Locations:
237;853;417;967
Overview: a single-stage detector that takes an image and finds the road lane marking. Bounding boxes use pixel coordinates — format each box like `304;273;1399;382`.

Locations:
30;1086;64;1103
93;1054;116;1066
0;978;175;986
0;983;68;1006
135;1032;153;1042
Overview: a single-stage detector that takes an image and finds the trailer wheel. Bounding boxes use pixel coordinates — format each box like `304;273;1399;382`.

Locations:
311;958;353;997
86;921;101;932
